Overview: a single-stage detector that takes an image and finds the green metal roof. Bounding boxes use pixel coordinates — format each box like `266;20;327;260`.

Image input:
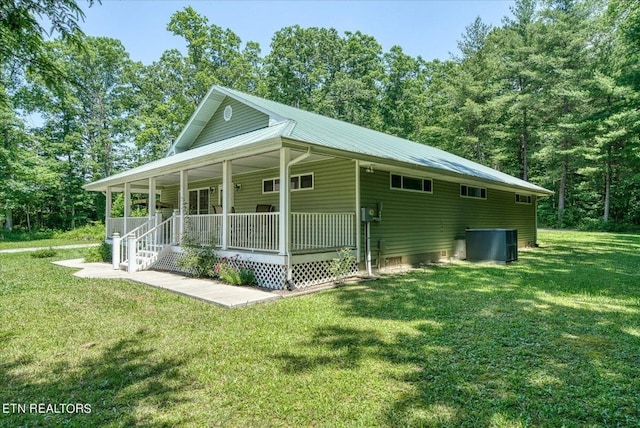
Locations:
214;86;552;196
86;85;552;196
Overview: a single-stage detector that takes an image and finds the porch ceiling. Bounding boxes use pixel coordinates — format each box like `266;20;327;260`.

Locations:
119;149;332;191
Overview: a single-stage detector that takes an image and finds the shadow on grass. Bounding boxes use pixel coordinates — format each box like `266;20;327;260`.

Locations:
0;331;189;427
276;232;640;426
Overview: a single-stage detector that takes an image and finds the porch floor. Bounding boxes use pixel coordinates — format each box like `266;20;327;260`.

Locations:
53;259;281;308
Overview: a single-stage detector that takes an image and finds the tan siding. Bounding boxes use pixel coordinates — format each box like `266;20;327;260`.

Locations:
191;97;269;149
360;169;537;263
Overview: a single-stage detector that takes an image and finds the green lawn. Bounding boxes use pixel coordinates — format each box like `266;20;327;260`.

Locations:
1;230;639;427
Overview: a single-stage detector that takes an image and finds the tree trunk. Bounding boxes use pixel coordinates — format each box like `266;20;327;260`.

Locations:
603;146;611;222
4;208;12;231
558;155;567;225
521;108;529;181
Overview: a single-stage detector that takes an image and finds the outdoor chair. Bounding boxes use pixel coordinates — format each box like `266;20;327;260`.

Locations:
255;204;274;213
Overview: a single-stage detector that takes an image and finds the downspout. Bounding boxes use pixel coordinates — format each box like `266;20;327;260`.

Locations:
284;147;312;289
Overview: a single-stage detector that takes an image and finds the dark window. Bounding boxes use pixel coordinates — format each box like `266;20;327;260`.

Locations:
461;185;486;199
300;174;313;189
403;176;423;191
391;174;402;189
391;173;432;193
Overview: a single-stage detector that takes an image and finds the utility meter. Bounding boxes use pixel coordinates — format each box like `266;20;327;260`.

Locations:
361;207;377;222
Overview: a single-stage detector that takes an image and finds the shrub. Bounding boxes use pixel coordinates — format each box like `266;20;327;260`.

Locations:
54;222;105;241
216;258;256;286
328;247;356;284
85;242;112;263
31;248;57;258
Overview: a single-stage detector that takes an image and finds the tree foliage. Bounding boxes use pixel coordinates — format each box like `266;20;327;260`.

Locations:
2;1;639;232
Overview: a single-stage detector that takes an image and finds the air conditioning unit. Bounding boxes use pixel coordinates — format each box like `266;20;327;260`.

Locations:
465;229;518;263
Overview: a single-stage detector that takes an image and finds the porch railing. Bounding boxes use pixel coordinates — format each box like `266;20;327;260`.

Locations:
179;212;355;253
107;217;150;237
291;212;355;251
183;214;222;247
229;212;279;252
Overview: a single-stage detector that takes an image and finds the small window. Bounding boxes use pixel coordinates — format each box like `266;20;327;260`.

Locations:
461;185;486;199
263;174;313;193
515;193;532;204
390;173;433;193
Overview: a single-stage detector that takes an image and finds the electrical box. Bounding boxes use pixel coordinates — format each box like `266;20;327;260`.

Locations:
361;207;377;222
361;202;383;222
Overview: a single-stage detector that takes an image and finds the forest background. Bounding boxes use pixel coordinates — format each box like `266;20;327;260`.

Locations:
1;0;638;233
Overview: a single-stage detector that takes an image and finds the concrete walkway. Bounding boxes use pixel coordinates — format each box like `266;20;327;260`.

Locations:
52;259;281;308
0;243;100;253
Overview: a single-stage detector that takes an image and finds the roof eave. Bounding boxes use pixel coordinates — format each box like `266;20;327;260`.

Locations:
84;137;284;192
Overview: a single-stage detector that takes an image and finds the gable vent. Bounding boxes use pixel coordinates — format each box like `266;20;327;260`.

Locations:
223;105;233;121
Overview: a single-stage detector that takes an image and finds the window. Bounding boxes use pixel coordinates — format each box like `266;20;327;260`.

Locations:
390;173;432;193
188;188;210;214
263;173;313;193
460;185;486;199
515;193;532;204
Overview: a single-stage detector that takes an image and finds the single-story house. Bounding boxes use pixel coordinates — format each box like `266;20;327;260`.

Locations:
84;85;553;289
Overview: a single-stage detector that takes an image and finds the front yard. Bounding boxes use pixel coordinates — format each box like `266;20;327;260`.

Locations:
1;230;639;426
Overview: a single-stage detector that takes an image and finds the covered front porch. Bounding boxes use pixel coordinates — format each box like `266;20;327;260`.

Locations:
99;145;361;289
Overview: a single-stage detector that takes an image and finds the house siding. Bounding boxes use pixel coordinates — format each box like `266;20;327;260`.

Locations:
191;96;269;149
359;168;537;266
159;158;355;214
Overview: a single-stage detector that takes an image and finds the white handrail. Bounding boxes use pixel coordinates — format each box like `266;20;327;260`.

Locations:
127;216;175;272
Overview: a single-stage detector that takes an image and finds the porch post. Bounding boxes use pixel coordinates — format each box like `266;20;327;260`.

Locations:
148;176;156;222
278;148;290;256
105;186;112;240
179;170;188;242
124;182;131;235
355;160;361;262
222;160;232;250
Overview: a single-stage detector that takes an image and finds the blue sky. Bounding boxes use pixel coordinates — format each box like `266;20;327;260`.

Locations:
78;0;516;64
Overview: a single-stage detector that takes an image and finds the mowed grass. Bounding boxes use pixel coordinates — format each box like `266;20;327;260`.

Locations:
1;230;639;427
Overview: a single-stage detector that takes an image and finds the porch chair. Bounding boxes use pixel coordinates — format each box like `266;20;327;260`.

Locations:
255;204;274;213
213;205;234;213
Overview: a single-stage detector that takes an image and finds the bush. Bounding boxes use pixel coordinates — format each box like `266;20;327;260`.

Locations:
54;222;105;241
328;247;356;284
85;242;112;263
31;248;57;258
216;258;256;286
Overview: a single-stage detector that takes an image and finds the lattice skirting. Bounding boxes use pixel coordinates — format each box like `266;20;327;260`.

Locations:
291;260;358;289
152;248;287;290
152;248;357;290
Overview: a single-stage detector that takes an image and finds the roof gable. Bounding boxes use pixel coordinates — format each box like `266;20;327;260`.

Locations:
160;85;551;196
168;87;288;154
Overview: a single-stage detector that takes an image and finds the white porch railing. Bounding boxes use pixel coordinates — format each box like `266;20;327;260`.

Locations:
114;215;176;272
291;212;355;251
228;212;279;252
114;211;356;272
107;217;150;237
183;214;222;247
179;212;355;253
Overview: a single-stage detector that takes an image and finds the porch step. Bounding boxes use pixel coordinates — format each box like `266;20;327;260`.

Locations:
120;250;159;271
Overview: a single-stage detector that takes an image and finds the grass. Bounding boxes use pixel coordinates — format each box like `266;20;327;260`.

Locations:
1;230;639;427
0;223;103;250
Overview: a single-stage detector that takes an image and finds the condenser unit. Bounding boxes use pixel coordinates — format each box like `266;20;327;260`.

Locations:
465;229;518;263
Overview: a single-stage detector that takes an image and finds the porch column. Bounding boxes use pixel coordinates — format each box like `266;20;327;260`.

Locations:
124;182;131;234
105;186;112;240
278;148;290;256
355;160;361;262
179;170;188;241
148;176;156;222
222;160;233;250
